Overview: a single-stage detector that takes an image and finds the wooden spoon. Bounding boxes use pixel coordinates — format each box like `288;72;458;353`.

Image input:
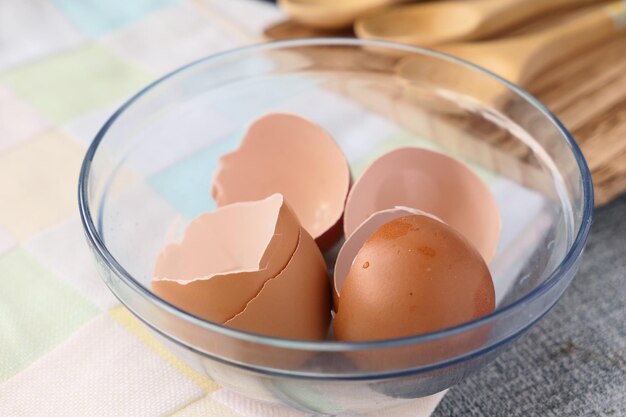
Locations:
356;0;602;47
398;1;626;97
263;19;354;40
439;2;626;86
278;0;411;29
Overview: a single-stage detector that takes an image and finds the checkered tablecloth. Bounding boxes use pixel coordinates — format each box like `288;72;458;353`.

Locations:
0;1;550;416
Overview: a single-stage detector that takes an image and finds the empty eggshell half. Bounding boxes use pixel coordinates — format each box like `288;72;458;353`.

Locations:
212;113;351;251
333;206;441;311
343;147;500;262
152;194;300;324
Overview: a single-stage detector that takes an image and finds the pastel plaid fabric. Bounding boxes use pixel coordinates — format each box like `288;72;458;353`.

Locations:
0;1;540;415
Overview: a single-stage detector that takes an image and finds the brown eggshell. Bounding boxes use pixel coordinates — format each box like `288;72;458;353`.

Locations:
332;206;442;311
343;147;500;263
225;227;331;341
212;113;350;251
152;194;300;324
333;215;495;341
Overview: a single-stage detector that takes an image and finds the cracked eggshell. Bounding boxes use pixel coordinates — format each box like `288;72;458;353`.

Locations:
225;227;331;340
333;206;440;311
343;147;500;263
212;113;350;251
333;214;495;342
152;194;299;324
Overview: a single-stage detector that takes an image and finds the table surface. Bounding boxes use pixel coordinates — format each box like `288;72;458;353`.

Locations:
0;1;624;416
435;192;626;417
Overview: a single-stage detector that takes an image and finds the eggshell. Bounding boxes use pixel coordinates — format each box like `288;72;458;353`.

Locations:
343;147;500;262
333;214;495;341
212;113;350;251
225;227;331;340
152;194;300;324
332;206;441;311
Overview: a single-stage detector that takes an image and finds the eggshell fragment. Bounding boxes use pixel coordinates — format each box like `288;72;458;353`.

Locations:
152;194;299;324
343;147;500;262
212;113;350;251
333;206;441;311
225;227;331;340
333;215;495;341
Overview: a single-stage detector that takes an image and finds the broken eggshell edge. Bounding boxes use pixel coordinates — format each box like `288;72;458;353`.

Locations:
211;112;351;252
225;226;332;341
152;193;300;325
343;147;501;263
333;206;442;312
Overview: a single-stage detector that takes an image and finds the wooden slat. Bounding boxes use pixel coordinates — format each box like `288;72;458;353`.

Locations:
531;35;626;206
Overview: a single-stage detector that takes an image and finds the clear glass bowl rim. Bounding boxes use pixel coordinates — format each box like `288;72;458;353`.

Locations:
78;38;594;353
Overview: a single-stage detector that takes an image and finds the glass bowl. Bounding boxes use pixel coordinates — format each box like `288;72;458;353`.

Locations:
79;39;593;415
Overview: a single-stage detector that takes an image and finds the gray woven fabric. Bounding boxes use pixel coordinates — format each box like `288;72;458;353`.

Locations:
433;193;626;416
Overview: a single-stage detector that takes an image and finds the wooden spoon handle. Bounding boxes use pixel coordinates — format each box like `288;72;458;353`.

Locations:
279;0;408;29
475;0;605;37
520;1;626;82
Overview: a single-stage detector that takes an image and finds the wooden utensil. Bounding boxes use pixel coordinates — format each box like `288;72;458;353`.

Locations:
264;19;354;40
399;1;626;88
278;0;410;29
259;3;626;206
356;0;603;46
